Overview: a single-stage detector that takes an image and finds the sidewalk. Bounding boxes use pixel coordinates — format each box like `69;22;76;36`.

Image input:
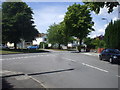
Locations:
1;70;45;89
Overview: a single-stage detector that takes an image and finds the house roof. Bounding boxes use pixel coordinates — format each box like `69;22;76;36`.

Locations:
37;33;46;37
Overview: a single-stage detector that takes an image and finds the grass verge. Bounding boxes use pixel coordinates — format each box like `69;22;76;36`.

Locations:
0;49;49;55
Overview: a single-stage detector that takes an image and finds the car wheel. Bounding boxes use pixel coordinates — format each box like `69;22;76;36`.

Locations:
99;56;102;60
109;58;113;63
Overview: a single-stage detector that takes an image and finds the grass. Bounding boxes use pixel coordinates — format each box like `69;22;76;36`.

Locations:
0;49;49;55
47;48;76;51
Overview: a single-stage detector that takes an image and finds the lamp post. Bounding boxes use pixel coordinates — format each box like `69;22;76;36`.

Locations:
101;18;109;23
101;18;109;49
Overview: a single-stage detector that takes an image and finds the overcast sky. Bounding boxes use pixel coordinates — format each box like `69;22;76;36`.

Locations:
26;2;119;38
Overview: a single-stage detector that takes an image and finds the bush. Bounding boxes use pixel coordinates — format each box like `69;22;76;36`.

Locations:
39;42;48;49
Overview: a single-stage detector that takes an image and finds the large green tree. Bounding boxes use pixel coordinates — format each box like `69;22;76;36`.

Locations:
0;4;2;44
84;2;119;14
2;2;39;49
47;23;73;49
104;20;120;49
64;3;94;52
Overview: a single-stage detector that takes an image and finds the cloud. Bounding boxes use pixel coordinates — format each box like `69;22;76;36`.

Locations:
89;6;119;38
32;5;66;33
104;23;109;28
58;14;65;19
113;17;118;21
98;7;108;16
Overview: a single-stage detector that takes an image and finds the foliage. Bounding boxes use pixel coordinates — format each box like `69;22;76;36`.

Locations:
92;38;106;49
84;37;106;50
64;3;94;51
2;2;39;48
47;23;73;49
104;20;120;49
39;42;48;49
84;37;95;49
84;2;119;14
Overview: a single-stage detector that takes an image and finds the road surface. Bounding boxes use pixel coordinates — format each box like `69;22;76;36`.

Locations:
1;50;120;88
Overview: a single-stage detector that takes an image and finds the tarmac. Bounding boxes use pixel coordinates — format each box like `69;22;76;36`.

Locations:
1;52;99;89
1;70;45;89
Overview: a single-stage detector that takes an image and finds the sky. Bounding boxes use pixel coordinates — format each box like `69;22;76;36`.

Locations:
26;2;119;38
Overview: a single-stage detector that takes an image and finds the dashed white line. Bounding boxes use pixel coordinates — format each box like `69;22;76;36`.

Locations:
116;75;120;77
82;63;109;73
62;57;76;62
63;57;109;73
2;55;51;61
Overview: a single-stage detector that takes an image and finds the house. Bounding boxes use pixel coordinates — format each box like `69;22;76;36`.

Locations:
17;39;32;49
7;40;32;49
7;33;47;49
32;33;47;45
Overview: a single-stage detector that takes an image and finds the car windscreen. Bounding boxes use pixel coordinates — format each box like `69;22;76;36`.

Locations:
107;49;120;54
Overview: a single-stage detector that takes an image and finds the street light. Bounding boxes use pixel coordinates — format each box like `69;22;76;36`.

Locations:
101;17;110;48
101;18;109;23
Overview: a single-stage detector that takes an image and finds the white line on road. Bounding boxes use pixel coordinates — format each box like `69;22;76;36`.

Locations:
2;55;51;61
29;75;47;88
62;57;76;62
116;75;120;77
82;63;109;73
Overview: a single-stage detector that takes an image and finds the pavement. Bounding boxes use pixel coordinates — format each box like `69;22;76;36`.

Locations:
1;50;119;88
1;70;45;89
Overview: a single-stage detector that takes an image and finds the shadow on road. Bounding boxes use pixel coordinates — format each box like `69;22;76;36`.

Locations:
2;78;14;90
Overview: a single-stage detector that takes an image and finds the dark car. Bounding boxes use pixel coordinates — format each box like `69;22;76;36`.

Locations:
99;49;120;64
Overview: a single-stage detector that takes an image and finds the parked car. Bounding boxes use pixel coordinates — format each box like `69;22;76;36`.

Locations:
99;49;120;64
27;45;39;49
0;44;9;49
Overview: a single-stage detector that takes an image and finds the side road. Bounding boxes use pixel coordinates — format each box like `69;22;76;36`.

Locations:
1;70;45;89
81;52;99;57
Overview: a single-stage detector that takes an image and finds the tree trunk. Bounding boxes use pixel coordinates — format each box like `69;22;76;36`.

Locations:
78;39;82;52
58;44;61;49
14;42;17;50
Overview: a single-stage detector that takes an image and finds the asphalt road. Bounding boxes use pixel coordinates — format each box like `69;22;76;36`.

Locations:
1;50;120;88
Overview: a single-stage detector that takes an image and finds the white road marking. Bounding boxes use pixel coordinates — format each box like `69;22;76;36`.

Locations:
82;53;99;56
2;54;29;56
116;75;120;77
1;70;46;88
2;54;51;61
63;57;109;73
82;63;109;73
29;75;47;88
62;57;76;62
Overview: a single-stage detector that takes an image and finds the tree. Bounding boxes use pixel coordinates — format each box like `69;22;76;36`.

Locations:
47;23;73;49
83;2;119;14
47;23;64;49
2;2;39;49
0;4;2;44
84;37;95;50
91;38;106;49
64;3;94;52
104;20;120;50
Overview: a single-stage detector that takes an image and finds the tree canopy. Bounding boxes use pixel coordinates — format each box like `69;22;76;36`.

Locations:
47;23;74;49
104;20;120;49
2;2;39;48
64;3;94;51
84;2;119;14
